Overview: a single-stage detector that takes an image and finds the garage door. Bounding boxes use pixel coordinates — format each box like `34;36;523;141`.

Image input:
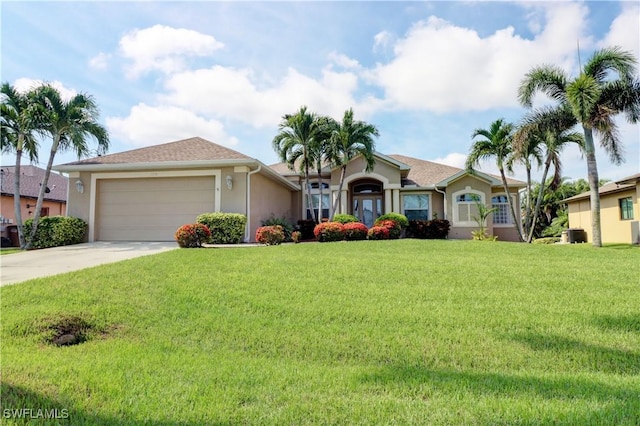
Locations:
97;176;215;241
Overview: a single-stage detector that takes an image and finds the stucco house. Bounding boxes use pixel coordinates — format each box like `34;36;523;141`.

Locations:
54;137;525;242
564;173;640;244
0;166;68;240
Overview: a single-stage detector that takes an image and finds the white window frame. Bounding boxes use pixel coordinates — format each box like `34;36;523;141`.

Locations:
452;188;484;227
402;193;431;221
491;193;513;227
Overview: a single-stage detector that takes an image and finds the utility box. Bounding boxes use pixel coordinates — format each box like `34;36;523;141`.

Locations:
566;228;586;244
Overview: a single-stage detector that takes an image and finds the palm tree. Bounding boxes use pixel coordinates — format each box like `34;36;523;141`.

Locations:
1;83;43;249
514;106;584;242
25;84;109;250
508;128;542;239
324;108;378;218
466;118;524;241
272;106;321;223
518;46;640;247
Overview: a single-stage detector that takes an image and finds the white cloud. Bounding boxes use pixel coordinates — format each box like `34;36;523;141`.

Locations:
160;65;362;128
373;30;394;53
369;2;590;113
13;78;77;100
106;103;239;148
119;25;224;78
431;152;467;169
88;52;111;70
597;3;640;56
328;51;360;69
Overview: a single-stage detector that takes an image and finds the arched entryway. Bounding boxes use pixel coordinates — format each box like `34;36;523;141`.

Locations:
350;179;384;228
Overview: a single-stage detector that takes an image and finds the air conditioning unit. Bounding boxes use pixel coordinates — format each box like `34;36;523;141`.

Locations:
631;221;639;245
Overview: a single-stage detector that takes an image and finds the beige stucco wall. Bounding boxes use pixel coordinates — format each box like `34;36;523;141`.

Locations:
249;172;294;242
567;187;639;244
218;167;247;214
334;157;402;186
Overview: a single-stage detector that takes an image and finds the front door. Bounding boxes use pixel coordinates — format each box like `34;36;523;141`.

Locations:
353;195;383;228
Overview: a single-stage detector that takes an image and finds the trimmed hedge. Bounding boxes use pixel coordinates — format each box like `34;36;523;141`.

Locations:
343;222;368;241
175;223;211;248
375;213;409;229
374;219;402;239
196;213;246;244
367;226;390;240
406;219;450;239
314;222;345;242
24;216;87;249
256;225;285;245
332;214;359;224
297;220;316;240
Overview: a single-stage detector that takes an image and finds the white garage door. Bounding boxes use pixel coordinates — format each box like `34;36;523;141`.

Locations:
97;176;215;241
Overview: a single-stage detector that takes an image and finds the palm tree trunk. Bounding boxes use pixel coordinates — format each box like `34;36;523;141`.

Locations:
331;165;347;219
524;166;532;238
317;165;323;222
25;148;57;250
499;168;524;242
304;161;317;223
583;126;602;247
527;156;553;243
13;137;26;249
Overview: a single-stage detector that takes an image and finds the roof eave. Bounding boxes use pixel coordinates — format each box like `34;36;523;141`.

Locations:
53;159;258;173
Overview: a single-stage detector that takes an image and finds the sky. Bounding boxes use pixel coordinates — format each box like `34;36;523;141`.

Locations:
1;0;639;184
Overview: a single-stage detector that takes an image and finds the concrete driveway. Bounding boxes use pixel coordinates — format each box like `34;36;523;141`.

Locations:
0;242;178;286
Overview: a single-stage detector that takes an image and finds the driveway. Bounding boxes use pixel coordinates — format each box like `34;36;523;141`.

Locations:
0;242;178;286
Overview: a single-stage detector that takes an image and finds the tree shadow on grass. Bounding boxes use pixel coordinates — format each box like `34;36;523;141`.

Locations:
511;332;640;375
0;382;230;426
592;313;640;333
359;365;639;425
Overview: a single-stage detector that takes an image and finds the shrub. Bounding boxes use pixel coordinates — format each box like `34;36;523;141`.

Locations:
297;220;316;240
196;213;246;244
375;213;409;230
24;216;87;249
261;214;294;240
367;226;390;240
533;237;560;244
255;225;285;245
343;222;368;241
175;223;211;248
471;229;498;241
332;214;358;224
374;219;402;239
291;231;301;244
314;222;345;242
407;219;450;239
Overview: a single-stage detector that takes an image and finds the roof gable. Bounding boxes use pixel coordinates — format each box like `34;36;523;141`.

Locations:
0;165;68;202
59;137;252;166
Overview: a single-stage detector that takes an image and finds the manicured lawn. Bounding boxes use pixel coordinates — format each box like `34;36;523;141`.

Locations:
1;240;639;425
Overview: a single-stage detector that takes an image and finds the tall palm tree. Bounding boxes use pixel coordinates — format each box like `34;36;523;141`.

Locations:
272;106;321;223
518;46;640;247
514;106;584;242
324;108;378;218
25;84;109;250
466;118;524;241
1;83;43;249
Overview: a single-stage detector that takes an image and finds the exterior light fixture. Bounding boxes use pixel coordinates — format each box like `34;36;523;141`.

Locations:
226;175;233;190
75;179;84;194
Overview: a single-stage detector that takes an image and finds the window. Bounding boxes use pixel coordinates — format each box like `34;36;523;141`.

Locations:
403;194;430;221
620;197;634;220
491;195;511;225
453;190;482;226
306;193;330;220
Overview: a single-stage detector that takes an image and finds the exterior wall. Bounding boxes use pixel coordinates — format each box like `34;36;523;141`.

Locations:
219;167;247;214
568;187;639;244
333;157;402;186
446;176;492;240
0;196;66;223
490;188;521;242
250;172;294;242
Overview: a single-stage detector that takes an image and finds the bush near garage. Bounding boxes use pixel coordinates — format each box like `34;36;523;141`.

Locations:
23;216;87;249
255;225;285;246
196;213;246;244
175;223;211;248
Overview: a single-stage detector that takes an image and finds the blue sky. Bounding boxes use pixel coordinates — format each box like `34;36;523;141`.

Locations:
2;1;639;183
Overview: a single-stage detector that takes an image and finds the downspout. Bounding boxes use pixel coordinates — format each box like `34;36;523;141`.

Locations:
244;165;262;242
434;186;447;220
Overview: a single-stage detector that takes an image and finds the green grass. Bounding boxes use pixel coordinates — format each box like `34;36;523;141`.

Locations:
1;240;639;425
0;248;21;255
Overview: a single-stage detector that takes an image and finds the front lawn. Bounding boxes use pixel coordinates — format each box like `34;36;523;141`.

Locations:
1;240;639;425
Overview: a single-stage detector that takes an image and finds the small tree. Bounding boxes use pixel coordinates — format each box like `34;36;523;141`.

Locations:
471;195;498;241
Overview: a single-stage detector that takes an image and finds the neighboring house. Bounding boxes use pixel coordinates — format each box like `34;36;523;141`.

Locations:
564;173;640;244
54;137;525;243
0;166;68;238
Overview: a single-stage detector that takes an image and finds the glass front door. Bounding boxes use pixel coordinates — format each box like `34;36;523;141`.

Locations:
353;195;383;228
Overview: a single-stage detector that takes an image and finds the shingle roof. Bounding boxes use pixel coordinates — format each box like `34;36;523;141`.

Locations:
60;137;252;166
0;165;68;202
563;181;636;202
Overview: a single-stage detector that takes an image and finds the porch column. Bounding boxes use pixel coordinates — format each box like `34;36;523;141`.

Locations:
392;189;400;212
340;190;348;214
384;189;392;214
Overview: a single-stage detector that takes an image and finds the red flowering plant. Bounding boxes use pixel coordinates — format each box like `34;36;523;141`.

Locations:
374;219;402;239
175;223;211;248
256;225;285;245
367;225;390;240
343;222;368;241
313;222;345;242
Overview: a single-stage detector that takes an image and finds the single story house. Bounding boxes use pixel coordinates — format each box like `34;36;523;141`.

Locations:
0;165;67;240
54;137;525;242
564;173;640;244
